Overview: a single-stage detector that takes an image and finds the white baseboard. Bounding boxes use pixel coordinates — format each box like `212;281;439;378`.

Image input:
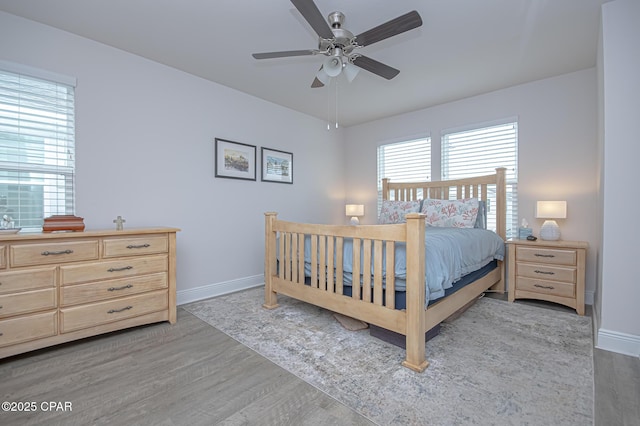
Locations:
177;274;264;306
596;328;640;358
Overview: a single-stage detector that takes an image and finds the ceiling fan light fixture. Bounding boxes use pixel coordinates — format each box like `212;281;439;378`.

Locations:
316;67;330;85
343;62;360;83
323;55;343;77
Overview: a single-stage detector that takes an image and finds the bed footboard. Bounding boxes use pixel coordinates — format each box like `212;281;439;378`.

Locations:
264;211;429;372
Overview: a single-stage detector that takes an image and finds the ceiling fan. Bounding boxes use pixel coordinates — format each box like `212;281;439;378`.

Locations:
252;0;423;88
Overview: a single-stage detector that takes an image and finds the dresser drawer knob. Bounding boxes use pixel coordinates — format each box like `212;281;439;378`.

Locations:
107;266;133;272
534;253;555;258
534;270;555;275
108;284;133;292
127;244;150;249
41;249;74;256
107;306;133;314
534;284;555;290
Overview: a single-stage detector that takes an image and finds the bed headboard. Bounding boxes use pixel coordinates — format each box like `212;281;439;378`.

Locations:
381;167;507;240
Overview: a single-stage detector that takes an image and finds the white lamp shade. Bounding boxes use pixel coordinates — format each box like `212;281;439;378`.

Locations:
535;201;567;219
323;56;343;77
343;62;360;82
345;204;364;217
316;67;330;85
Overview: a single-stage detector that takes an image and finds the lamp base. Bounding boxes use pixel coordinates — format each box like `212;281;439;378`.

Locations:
539;220;560;241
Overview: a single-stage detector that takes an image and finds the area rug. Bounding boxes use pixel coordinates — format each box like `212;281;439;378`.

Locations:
183;288;594;425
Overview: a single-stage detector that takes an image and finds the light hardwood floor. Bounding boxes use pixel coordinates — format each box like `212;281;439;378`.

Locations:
1;303;638;426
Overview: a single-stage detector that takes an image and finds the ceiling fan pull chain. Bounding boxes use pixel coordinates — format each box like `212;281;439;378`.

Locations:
327;78;331;130
335;77;339;129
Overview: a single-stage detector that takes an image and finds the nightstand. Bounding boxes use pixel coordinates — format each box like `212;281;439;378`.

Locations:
507;239;588;315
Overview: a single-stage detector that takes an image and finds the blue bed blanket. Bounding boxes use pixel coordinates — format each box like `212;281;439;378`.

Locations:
299;227;504;302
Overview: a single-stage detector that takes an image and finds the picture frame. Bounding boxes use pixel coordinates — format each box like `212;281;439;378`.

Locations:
261;147;293;184
215;138;256;181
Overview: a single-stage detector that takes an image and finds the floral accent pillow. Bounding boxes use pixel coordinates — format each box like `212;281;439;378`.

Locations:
378;200;421;224
422;198;479;228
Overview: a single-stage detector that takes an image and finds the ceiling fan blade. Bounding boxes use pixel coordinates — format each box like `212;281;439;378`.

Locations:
352;56;400;80
290;0;334;40
252;49;317;59
355;10;422;47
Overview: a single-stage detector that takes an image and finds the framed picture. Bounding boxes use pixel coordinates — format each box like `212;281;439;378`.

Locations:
215;138;256;181
261;147;293;184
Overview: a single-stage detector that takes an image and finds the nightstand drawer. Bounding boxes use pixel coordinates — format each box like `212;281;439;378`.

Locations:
516;246;576;266
0;311;57;348
517;277;575;298
516;263;576;283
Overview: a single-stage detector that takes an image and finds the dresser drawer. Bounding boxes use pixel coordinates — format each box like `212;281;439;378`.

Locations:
515;246;576;266
517;277;575;298
60;254;168;286
0;288;57;318
0;245;6;269
516;263;576;283
0;267;56;294
10;240;99;267
60;289;168;333
0;311;57;348
61;272;168;306
103;235;168;258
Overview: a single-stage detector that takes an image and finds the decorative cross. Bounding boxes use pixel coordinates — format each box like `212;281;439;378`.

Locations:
113;215;126;231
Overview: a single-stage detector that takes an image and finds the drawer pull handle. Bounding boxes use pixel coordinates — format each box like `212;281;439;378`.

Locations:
41;249;74;256
107;266;133;272
534;270;555;275
534;253;555;258
108;284;133;291
534;284;555;290
108;306;133;314
127;244;150;249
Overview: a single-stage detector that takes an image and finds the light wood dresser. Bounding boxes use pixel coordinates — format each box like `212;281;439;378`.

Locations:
507;239;588;315
0;227;179;359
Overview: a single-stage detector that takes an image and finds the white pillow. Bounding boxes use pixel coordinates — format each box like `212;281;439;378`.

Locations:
421;198;479;228
378;200;421;224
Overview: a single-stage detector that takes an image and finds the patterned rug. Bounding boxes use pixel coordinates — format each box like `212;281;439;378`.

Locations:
183;288;594;425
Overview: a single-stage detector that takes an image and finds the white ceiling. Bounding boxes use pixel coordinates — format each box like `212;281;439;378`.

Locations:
0;0;608;127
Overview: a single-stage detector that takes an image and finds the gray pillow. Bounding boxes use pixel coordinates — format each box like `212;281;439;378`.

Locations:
474;200;487;229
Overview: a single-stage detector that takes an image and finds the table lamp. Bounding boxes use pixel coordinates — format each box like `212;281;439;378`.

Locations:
535;201;567;241
345;204;364;225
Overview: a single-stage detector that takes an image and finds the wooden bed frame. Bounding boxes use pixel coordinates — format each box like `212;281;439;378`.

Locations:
263;168;506;372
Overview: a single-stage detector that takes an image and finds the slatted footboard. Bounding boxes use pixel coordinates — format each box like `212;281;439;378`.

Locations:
263;212;429;371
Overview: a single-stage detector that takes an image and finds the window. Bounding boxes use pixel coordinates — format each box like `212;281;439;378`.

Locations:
0;66;76;230
442;121;518;237
377;137;431;211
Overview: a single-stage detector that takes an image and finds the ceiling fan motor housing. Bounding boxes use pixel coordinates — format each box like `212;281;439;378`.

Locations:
319;11;356;57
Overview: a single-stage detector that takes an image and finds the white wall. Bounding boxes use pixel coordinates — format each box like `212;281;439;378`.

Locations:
344;69;599;304
0;11;345;303
597;0;640;356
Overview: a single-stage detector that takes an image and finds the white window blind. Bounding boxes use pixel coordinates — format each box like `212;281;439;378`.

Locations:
0;68;76;230
377;137;431;211
442;121;518;237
